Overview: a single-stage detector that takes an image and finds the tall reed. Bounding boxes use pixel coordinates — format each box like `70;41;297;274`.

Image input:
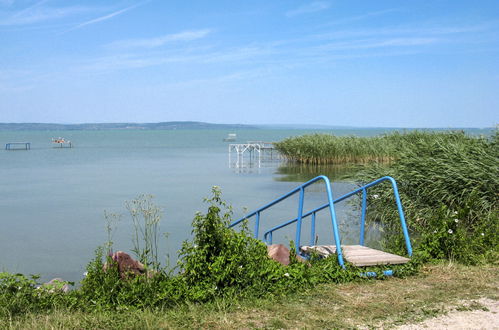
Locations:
354;130;498;264
274;131;474;165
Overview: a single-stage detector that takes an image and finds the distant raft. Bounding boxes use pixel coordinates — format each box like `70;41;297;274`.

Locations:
52;137;72;148
223;133;237;142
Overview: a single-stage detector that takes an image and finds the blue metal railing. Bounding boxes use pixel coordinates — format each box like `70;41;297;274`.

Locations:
229;175;412;268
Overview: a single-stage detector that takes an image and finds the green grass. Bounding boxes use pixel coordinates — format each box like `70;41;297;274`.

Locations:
2;262;497;329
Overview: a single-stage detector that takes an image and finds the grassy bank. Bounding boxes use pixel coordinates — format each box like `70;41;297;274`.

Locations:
2;262;497;329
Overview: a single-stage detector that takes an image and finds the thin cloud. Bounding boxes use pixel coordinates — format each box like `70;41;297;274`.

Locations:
107;29;212;49
316;37;439;52
324;8;401;26
69;1;147;31
68;18;497;75
74;44;276;73
286;1;330;17
0;2;93;26
159;70;269;89
313;23;495;41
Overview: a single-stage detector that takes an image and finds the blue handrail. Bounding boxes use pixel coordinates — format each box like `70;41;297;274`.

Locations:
229;175;412;268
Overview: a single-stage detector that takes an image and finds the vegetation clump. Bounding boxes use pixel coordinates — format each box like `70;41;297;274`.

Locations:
274;130;481;165
275;133;394;164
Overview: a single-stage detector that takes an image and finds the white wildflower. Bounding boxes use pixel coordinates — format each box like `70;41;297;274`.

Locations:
284;273;290;277
433;230;437;234
453;211;458;215
372;194;379;199
448;229;453;234
454;218;459;223
239;265;243;269
481;233;485;236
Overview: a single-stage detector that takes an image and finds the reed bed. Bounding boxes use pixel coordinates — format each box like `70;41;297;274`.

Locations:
355;129;498;264
274;130;478;165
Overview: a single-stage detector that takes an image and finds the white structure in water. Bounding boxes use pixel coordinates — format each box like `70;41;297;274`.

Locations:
229;141;279;171
223;133;237;142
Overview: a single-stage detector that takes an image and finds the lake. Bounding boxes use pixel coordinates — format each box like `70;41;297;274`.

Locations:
0;127;489;282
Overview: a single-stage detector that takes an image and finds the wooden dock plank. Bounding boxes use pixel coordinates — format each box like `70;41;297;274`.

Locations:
300;244;410;266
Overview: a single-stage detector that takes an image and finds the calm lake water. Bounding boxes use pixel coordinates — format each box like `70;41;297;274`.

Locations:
0;128;490;282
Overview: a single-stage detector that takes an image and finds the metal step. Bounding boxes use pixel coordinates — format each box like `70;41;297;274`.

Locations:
300;244;410;266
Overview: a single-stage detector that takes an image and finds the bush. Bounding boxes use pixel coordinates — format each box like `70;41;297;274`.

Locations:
178;186;302;301
0;272;74;318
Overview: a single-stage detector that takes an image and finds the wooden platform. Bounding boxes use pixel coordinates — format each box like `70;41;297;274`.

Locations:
300;244;410;266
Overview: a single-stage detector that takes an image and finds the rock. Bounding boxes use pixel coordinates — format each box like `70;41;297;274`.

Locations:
104;251;145;278
43;278;70;293
267;244;306;266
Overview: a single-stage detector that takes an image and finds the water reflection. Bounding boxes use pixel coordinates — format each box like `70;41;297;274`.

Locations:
273;162;385;250
228;146;283;174
275;163;361;182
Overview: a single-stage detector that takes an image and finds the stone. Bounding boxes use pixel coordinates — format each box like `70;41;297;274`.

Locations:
104;251;145;278
267;244;306;266
44;278;70;293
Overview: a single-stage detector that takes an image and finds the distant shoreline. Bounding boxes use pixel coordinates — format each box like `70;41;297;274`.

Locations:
0;121;256;131
0;121;494;131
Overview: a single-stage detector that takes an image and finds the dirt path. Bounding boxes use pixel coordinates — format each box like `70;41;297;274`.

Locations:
397;298;498;330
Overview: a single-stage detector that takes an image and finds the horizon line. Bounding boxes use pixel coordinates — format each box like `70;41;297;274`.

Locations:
0;121;495;130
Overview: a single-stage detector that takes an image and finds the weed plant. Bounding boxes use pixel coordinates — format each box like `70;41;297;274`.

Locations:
125;194;163;270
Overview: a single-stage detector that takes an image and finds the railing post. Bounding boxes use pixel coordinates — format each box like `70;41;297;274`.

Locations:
295;187;305;252
254;211;261;239
388;177;413;256
360;188;367;246
310;212;316;246
323;177;345;268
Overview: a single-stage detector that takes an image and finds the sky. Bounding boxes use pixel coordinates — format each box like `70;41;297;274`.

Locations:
0;0;498;127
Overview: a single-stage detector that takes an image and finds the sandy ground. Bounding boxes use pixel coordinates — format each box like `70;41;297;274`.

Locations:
396;298;498;330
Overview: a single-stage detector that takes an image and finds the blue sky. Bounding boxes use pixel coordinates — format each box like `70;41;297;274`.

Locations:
0;0;498;127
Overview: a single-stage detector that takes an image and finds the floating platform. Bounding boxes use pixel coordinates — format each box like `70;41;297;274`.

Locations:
5;142;30;150
52;138;72;148
300;244;410;266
